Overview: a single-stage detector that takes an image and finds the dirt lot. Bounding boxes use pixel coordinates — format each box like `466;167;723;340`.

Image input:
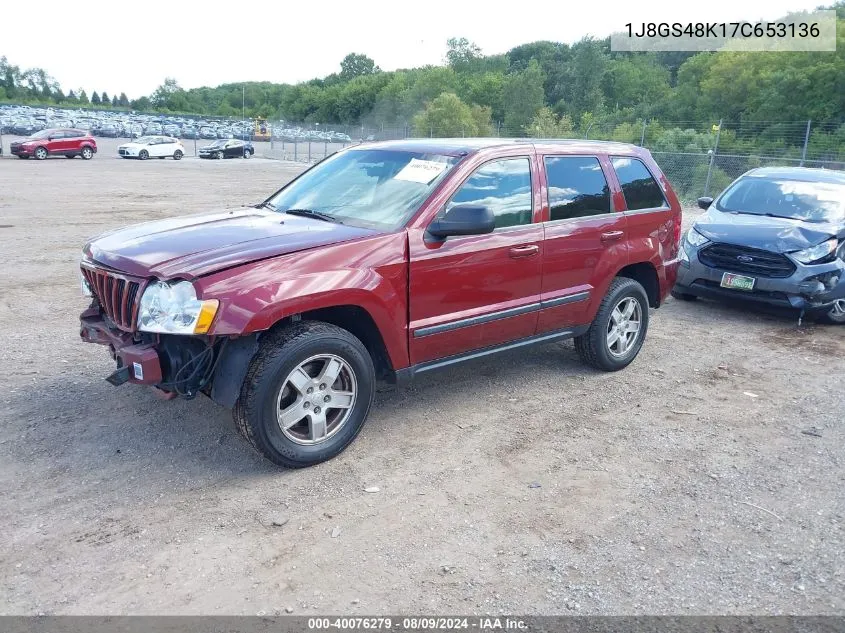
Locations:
1;146;843;616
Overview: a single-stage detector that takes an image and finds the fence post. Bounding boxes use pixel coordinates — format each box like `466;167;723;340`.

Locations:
324;140;328;159
294;141;298;162
308;140;311;163
640;119;647;146
800;119;811;166
430;126;433;138
704;118;723;198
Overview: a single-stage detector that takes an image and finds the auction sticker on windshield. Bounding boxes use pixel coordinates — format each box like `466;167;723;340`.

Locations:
721;272;756;291
394;159;448;184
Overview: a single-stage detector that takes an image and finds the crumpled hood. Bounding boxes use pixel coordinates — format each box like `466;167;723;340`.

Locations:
84;208;377;279
694;208;840;253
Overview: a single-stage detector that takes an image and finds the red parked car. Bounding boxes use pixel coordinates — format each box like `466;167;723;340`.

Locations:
10;128;97;160
78;139;682;468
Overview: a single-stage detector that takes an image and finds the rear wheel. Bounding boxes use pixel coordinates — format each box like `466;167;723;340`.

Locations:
234;321;375;468
819;300;845;325
80;146;94;160
575;277;650;371
138;150;149;160
173;150;183;160
34;146;48;160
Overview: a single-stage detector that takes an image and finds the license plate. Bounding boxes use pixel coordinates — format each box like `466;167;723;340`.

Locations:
720;272;756;291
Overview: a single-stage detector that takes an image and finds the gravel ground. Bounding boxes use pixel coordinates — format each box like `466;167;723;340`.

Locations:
0;142;843;615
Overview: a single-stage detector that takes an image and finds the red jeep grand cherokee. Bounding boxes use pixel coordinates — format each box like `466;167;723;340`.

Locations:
79;139;682;468
11;128;97;160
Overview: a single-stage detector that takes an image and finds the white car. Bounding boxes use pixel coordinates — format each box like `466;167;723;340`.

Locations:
118;136;185;160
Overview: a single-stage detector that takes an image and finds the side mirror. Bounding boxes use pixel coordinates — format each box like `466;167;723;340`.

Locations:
697;196;714;210
428;204;495;239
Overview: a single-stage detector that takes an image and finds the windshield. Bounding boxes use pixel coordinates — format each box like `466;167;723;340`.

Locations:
133;136;155;144
29;129;53;139
716;176;845;224
207;140;226;148
266;148;460;230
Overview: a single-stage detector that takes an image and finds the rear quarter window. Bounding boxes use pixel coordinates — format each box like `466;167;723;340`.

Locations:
611;157;667;211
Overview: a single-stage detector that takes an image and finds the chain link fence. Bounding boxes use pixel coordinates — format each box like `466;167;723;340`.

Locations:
259;118;845;203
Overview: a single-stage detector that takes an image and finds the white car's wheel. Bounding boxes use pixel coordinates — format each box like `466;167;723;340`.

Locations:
173;150;183;160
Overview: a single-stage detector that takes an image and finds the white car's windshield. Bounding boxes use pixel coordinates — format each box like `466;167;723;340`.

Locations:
134;136;155;145
266;148;460;230
716;177;845;224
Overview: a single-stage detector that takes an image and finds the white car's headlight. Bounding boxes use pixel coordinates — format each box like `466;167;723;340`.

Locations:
685;227;710;248
80;272;92;297
138;280;219;335
791;239;837;265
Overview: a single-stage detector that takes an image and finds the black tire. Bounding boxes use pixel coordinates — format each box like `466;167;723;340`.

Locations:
34;146;48;160
671;289;697;301
234;321;376;468
173;150;183;160
575;276;650;372
80;146;94;160
138;150;149;160
243;149;251;159
817;300;845;325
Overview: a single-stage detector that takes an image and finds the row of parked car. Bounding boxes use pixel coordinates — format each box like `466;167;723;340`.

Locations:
0;106;355;144
6;128;255;160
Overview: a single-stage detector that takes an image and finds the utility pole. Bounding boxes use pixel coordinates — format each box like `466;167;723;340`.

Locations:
800;120;811;167
704;119;723;198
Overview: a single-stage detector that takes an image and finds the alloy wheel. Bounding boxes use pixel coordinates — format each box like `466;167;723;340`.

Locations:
275;354;357;445
606;296;642;357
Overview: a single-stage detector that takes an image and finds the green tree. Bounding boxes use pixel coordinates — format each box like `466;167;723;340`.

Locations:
446;37;481;72
111;95;119;107
91;91;101;105
78;89;89;104
413;92;479;137
502;59;545;134
340;53;379;81
118;92;129;107
100;91;109;105
526;107;574;137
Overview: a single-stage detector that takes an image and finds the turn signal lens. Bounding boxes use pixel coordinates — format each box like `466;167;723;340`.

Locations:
193;300;219;334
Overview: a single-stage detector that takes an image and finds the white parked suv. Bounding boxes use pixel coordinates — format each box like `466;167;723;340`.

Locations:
118;136;185;160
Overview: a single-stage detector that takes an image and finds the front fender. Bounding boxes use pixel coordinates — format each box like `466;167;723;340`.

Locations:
194;232;409;369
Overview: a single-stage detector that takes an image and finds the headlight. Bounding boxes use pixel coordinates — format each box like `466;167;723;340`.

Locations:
791;239;837;265
80;272;92;297
138;280;219;335
685;227;710;248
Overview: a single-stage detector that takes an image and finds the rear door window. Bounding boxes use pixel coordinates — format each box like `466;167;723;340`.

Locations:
611;157;667;210
543;156;611;220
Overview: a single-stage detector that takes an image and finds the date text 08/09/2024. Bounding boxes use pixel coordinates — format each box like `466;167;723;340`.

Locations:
307;617;528;630
624;21;821;38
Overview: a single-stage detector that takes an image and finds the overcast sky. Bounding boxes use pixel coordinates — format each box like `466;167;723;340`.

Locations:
2;0;827;98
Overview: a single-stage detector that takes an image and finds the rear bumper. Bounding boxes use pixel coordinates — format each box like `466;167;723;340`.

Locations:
80;309;163;385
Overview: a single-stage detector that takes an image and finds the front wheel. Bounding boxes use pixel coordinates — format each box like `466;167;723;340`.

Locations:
173;150;183;160
819;300;845;325
243;149;252;159
80;146;94;160
138;150;149;160
575;277;650;371
234;321;375;468
34;147;48;160
215;151;224;159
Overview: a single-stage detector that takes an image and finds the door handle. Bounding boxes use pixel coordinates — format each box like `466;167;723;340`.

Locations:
509;245;540;259
600;230;624;243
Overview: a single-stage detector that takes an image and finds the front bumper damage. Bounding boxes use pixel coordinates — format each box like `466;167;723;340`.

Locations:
675;245;845;313
80;307;165;389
